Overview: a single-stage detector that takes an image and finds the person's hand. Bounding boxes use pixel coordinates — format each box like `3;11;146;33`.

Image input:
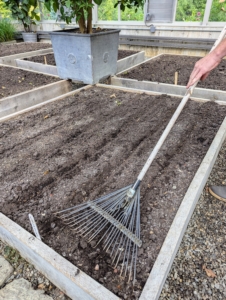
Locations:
186;52;221;88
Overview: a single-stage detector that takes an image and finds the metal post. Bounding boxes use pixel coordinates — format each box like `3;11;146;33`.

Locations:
202;0;213;25
92;3;98;24
118;3;121;22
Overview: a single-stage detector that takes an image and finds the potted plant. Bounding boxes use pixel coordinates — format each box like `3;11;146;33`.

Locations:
44;0;144;84
3;0;40;42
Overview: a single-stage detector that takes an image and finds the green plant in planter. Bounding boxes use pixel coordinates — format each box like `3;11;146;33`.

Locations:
44;0;145;33
3;0;40;32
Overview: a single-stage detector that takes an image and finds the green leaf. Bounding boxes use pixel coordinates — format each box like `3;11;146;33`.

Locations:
60;6;64;15
44;0;51;11
35;15;40;21
65;0;71;8
94;0;102;5
120;3;125;11
52;1;59;12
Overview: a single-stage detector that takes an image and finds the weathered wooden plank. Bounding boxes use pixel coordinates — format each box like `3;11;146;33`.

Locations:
119;40;212;50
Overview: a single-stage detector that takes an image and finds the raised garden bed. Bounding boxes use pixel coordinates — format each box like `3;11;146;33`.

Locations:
118;54;226;91
0;42;52;57
0;65;60;99
1;85;226;299
23;50;139;66
15;50;145;77
0;43;53;67
0;65;84;119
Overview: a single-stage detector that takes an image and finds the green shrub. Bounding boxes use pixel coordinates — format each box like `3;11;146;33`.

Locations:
0;0;11;18
0;19;16;42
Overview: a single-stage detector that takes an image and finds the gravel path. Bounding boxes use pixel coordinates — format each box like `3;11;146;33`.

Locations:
160;140;226;299
0;240;71;300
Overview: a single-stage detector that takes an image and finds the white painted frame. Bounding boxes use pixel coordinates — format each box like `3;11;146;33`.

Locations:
37;0;226;27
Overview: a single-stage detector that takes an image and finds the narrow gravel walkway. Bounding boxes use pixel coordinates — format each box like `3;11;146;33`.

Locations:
160;140;226;299
0;240;71;300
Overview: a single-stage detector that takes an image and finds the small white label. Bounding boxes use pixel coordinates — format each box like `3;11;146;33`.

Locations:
29;214;41;241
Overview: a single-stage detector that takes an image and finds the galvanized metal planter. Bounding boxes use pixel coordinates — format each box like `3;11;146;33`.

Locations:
49;28;120;84
22;32;38;43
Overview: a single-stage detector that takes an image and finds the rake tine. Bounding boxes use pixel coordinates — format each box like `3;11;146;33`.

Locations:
87;193;129;242
62;208;96;225
103;212;126;251
123;204;137;277
110;196;137;256
109;196;137;250
120;214;136;276
76;214;105;236
90;216;120;244
96;205;128;248
65;208;98;228
84;217;109;240
113;233;126;267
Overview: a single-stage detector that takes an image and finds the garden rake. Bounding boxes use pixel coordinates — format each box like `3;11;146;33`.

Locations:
55;26;226;284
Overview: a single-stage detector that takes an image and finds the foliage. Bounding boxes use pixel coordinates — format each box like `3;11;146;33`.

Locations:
98;0;143;21
209;0;226;21
176;0;226;22
0;18;16;41
176;0;206;21
0;0;11;18
3;0;40;31
44;0;145;33
39;1;57;20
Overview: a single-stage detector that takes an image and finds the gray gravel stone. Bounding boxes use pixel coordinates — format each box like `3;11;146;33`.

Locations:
0;255;14;286
0;241;71;300
0;278;52;300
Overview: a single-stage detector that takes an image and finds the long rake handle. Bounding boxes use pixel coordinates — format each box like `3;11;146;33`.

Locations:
136;25;226;183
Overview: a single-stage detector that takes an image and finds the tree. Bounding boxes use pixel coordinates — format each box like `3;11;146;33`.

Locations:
44;0;145;33
3;0;40;31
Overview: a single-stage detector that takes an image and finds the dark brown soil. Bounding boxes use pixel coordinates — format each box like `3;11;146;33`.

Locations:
0;42;52;57
1;86;226;299
0;66;60;99
119;54;226;91
24;50;139;66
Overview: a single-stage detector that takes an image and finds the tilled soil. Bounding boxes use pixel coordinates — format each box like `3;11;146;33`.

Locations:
24;50;139;66
1;86;226;299
119;54;226;91
0;42;52;57
0;66;60;99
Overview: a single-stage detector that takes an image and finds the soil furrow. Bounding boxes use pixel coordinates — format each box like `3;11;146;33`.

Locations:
1;86;226;299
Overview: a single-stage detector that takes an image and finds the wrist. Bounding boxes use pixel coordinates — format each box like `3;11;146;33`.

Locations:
213;39;226;60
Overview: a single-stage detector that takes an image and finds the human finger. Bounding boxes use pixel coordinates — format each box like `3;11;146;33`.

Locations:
186;69;202;88
201;72;210;81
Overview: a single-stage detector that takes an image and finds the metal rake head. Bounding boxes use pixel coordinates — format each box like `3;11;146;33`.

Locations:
55;184;141;283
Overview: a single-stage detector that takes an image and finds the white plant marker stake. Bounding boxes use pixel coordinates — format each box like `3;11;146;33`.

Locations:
29;213;42;241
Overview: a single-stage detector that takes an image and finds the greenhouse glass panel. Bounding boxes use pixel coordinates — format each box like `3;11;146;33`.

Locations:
98;0;118;21
175;0;207;21
121;6;144;21
147;0;175;22
209;0;226;22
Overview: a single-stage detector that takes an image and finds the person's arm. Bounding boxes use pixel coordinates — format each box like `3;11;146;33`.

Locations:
186;38;226;88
